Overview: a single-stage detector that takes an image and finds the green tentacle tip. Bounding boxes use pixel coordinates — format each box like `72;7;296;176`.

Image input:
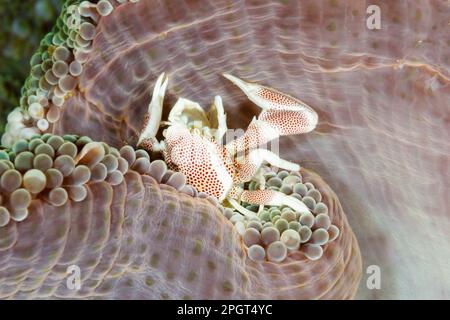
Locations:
12;139;29;154
0;151;10;161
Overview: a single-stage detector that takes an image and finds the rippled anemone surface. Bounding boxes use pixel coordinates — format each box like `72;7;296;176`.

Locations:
1;0;449;299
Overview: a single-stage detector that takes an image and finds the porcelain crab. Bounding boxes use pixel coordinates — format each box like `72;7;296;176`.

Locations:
137;73;318;217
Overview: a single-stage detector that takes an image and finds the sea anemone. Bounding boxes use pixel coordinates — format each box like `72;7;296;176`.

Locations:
0;133;361;299
1;0;448;299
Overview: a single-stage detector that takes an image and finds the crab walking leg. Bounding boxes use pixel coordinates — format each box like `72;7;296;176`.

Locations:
253;170;266;214
228;198;258;218
240;189;311;214
137;72;169;151
234;148;300;182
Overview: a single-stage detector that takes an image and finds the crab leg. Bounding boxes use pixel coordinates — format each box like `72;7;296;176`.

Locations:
137;72;169;152
234;149;300;215
228;198;258;218
239;189;310;214
234;149;299;183
223;73;318;154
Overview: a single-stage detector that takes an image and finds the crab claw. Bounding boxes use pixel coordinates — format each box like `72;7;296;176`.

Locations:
222;73;318;134
137;72;169;150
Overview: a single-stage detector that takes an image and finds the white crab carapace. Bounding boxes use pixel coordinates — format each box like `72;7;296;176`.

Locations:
138;73;318;217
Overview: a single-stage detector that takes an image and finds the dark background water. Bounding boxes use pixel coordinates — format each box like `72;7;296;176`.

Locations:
0;0;65;132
